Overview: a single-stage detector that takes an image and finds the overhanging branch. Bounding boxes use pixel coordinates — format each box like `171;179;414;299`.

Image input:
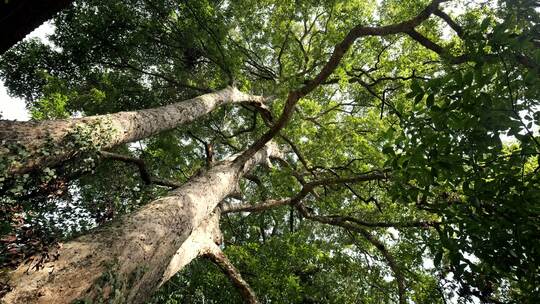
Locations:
99;151;182;188
222;198;292;214
433;9;464;38
235;0;451;164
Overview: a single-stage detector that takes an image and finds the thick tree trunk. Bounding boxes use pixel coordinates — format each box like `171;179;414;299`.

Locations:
0;86;266;176
1;142;280;304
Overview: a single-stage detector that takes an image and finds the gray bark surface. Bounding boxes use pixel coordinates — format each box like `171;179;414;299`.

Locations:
1;142;280;304
0;87;266;176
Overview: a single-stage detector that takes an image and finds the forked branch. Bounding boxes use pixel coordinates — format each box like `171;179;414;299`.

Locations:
235;0;451;164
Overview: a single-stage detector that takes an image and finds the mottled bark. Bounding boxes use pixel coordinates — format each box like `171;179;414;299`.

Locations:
160;212;260;304
0;86;267;176
159;211;222;286
1;142;280;304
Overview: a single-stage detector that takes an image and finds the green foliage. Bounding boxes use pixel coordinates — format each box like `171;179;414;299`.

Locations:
30;92;70;120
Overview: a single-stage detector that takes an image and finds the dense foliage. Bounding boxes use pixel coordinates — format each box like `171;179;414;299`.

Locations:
1;0;539;303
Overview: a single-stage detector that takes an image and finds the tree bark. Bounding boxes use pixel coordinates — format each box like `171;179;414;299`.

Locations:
0;86;267;177
1;142;280;304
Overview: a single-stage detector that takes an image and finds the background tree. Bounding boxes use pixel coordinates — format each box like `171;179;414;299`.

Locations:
0;0;538;303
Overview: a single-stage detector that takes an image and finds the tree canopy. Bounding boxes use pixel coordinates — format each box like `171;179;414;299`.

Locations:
0;0;539;303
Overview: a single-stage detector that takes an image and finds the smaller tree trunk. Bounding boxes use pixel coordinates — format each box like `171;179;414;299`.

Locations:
0;86;266;177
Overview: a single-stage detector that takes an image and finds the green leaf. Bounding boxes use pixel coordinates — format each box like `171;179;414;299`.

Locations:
382;145;394;155
426;93;435;108
463;71;474;86
406;91;417;98
411;80;422;94
414;93;424;104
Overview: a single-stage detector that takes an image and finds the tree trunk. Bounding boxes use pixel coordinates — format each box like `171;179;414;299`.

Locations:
0;86;266;176
1;142;280;304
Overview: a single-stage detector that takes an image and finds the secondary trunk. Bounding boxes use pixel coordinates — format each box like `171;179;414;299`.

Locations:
1;142;280;304
0;86;266;176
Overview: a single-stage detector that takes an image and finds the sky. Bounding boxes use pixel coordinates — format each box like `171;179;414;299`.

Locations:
0;22;55;121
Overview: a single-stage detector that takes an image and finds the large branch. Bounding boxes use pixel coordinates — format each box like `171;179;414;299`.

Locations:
204;244;259;304
296;203;406;304
222;170;388;214
221;169;436;303
159;208;259;304
405;29;468;64
159;211;222;284
234;0;449;164
406;25;539;71
433;9;464;38
323;215;440;229
0;86;269;177
223;196;439;230
2;142;281;304
306;170;389;188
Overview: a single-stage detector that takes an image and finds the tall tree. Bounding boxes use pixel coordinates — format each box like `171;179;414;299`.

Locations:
0;0;538;303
